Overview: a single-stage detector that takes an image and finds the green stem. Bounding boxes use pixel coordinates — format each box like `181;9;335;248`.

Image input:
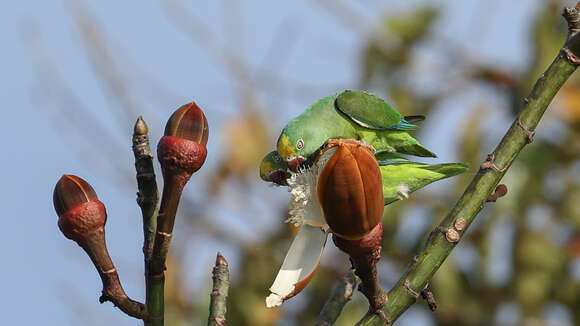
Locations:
357;4;580;326
146;275;165;326
147;173;188;325
315;271;359;326
208;253;230;326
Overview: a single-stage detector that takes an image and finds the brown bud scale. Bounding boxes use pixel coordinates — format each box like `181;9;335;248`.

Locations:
164;101;209;146
53;175;99;217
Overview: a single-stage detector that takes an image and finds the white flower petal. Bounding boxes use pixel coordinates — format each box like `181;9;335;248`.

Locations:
266;225;328;307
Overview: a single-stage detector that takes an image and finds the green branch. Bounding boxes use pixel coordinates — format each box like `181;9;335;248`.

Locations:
208;253;230;326
315;271;359;326
357;3;580;325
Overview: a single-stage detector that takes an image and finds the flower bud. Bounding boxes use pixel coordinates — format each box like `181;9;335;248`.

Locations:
317;143;384;240
53;175;106;243
158;101;209;174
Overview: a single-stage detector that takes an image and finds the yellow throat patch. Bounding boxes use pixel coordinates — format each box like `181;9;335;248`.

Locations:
277;134;296;159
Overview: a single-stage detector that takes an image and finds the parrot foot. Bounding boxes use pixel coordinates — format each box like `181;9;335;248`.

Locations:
323;138;376;152
516;117;535;144
480;153;506;173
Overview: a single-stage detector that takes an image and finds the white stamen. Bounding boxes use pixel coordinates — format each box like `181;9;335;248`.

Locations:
285;147;337;227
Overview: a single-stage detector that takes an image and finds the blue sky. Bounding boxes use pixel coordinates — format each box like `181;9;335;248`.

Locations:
0;0;563;325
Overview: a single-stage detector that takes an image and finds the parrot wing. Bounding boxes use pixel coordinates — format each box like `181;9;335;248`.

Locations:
335;90;420;131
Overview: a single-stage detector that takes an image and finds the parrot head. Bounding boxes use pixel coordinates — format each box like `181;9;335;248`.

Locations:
277;121;321;173
259;151;291;186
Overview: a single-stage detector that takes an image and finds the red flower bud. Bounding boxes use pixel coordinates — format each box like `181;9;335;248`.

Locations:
53;175;106;243
150;101;210;277
158;101;208;175
317;142;384;240
53;175;146;319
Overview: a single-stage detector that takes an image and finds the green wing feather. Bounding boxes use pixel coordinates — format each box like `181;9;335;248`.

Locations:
335;90;416;130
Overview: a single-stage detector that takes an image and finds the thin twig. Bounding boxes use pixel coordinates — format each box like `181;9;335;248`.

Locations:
356;2;580;325
208;253;230;326
314;271;359;326
131;117;162;326
132;117;159;261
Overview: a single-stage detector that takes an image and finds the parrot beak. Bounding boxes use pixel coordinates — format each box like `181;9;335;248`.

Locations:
287;157;305;173
267;170;291;186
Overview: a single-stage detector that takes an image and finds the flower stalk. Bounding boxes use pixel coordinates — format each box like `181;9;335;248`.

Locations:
147;101;209;325
54;175;147;320
333;223;387;315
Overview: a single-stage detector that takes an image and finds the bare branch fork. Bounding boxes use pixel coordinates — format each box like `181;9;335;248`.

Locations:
354;3;580;325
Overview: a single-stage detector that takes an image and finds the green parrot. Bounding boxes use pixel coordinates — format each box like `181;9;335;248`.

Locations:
277;90;436;172
260;150;468;205
259;150;291;186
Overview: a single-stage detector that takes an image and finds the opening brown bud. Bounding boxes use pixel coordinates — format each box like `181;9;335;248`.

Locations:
317;142;384;240
164;101;209;146
53;175;106;243
158;102;209;175
53;174;98;217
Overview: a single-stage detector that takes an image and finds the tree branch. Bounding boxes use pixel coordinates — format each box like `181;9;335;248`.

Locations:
208;253;230;326
314;271;359;326
357;2;580;325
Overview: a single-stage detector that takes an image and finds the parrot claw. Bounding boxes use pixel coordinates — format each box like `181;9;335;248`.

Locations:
323;138;376;153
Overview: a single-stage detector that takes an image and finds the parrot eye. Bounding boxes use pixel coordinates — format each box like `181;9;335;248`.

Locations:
296;138;304;150
273;154;281;162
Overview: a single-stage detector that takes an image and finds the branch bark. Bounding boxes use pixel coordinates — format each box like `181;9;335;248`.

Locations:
208;253;230;326
357;3;580;325
132;117;162;326
132;116;159;262
314;271;359;326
